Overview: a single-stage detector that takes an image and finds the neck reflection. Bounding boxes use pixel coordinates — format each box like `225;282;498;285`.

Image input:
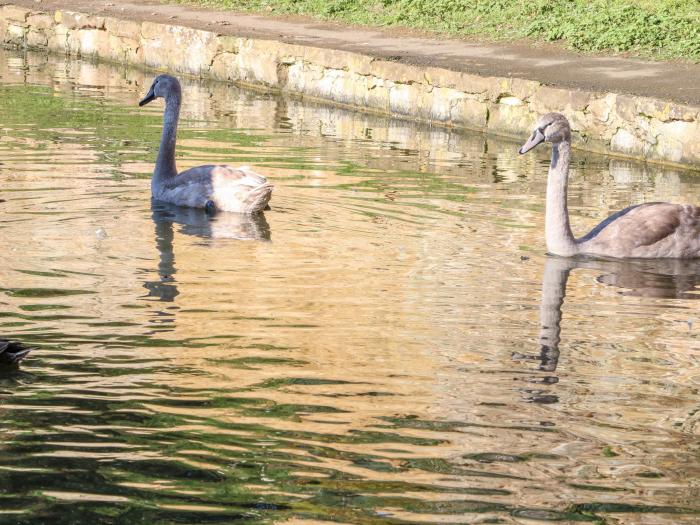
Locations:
514;255;700;402
143;202;272;302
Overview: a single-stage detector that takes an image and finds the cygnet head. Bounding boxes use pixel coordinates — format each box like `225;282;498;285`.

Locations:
139;74;181;106
519;113;571;154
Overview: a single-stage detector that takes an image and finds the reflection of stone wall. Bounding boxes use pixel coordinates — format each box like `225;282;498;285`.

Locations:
8;49;691;198
1;4;699;169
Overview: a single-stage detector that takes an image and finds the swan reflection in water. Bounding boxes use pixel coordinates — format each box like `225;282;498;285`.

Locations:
151;202;271;242
143;202;271;302
514;256;700;403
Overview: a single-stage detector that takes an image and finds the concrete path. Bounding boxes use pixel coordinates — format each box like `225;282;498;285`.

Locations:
8;0;700;106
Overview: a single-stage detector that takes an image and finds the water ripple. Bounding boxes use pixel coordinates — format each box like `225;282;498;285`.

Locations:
0;49;698;524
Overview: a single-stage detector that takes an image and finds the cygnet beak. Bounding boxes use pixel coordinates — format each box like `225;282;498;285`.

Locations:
139;85;156;106
519;129;545;154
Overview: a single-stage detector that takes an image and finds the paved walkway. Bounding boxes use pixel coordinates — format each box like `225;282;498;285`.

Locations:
8;0;700;106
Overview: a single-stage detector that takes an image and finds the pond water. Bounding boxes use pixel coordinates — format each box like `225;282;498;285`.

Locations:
0;49;698;524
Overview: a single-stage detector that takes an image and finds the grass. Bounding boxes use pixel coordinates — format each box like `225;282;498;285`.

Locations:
166;0;700;61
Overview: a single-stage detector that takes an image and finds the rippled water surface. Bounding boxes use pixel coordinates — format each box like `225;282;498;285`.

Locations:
0;50;699;524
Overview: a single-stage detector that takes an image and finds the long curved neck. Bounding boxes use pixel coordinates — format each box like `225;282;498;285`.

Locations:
154;92;181;183
545;140;577;256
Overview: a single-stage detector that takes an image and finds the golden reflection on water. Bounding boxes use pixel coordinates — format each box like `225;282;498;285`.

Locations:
0;50;698;524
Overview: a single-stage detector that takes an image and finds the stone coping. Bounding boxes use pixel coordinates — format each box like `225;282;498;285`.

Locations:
0;3;698;170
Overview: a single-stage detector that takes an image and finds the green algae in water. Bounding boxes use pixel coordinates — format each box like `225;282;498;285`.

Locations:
0;288;96;298
18;304;72;311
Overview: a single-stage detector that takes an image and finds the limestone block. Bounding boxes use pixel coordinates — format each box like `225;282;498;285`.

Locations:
68;28;111;57
509;77;541;102
654;135;684;163
104;18;141;40
178;27;220;75
666;104;698;122
497;95;524;106
217;35;239;54
657;120;700;142
352;74;376;106
141;38;167;69
426;87;463;122
285;61;310;93
107;34;141;63
487;78;511;102
423;67;458;90
292;68;323;97
48;23;69;52
424;68;491;97
653;120;697;163
613;95;638;122
26;14;54;31
0;6;30;23
637;98;697;123
451;97;488;129
27;29;48;48
488;102;535;136
364;77;391;112
588;94;615;123
635;98;670;122
345;54;373;76
5;23;27;45
530;86;591;114
335;72;369;106
610;127;651;157
686;133;700;163
233;39;280;84
632;98;697;128
571;110;611;141
140;21;162;41
142;25;219;75
272;42;303;62
303;46;353;71
236;53;279;86
567;110;595;136
238;38;282;64
311;68;345;99
370;60;424;85
60;11;104;30
210;51;238;81
633;114;656;144
390;82;424;116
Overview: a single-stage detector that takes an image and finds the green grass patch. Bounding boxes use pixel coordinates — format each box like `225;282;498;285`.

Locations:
167;0;700;60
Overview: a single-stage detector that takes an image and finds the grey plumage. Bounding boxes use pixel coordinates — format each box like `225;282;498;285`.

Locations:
139;75;273;213
520;113;700;258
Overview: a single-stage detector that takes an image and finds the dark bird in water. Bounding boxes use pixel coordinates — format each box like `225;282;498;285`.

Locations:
0;340;31;364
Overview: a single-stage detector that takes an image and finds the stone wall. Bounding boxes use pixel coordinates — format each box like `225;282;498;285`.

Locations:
1;4;699;169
